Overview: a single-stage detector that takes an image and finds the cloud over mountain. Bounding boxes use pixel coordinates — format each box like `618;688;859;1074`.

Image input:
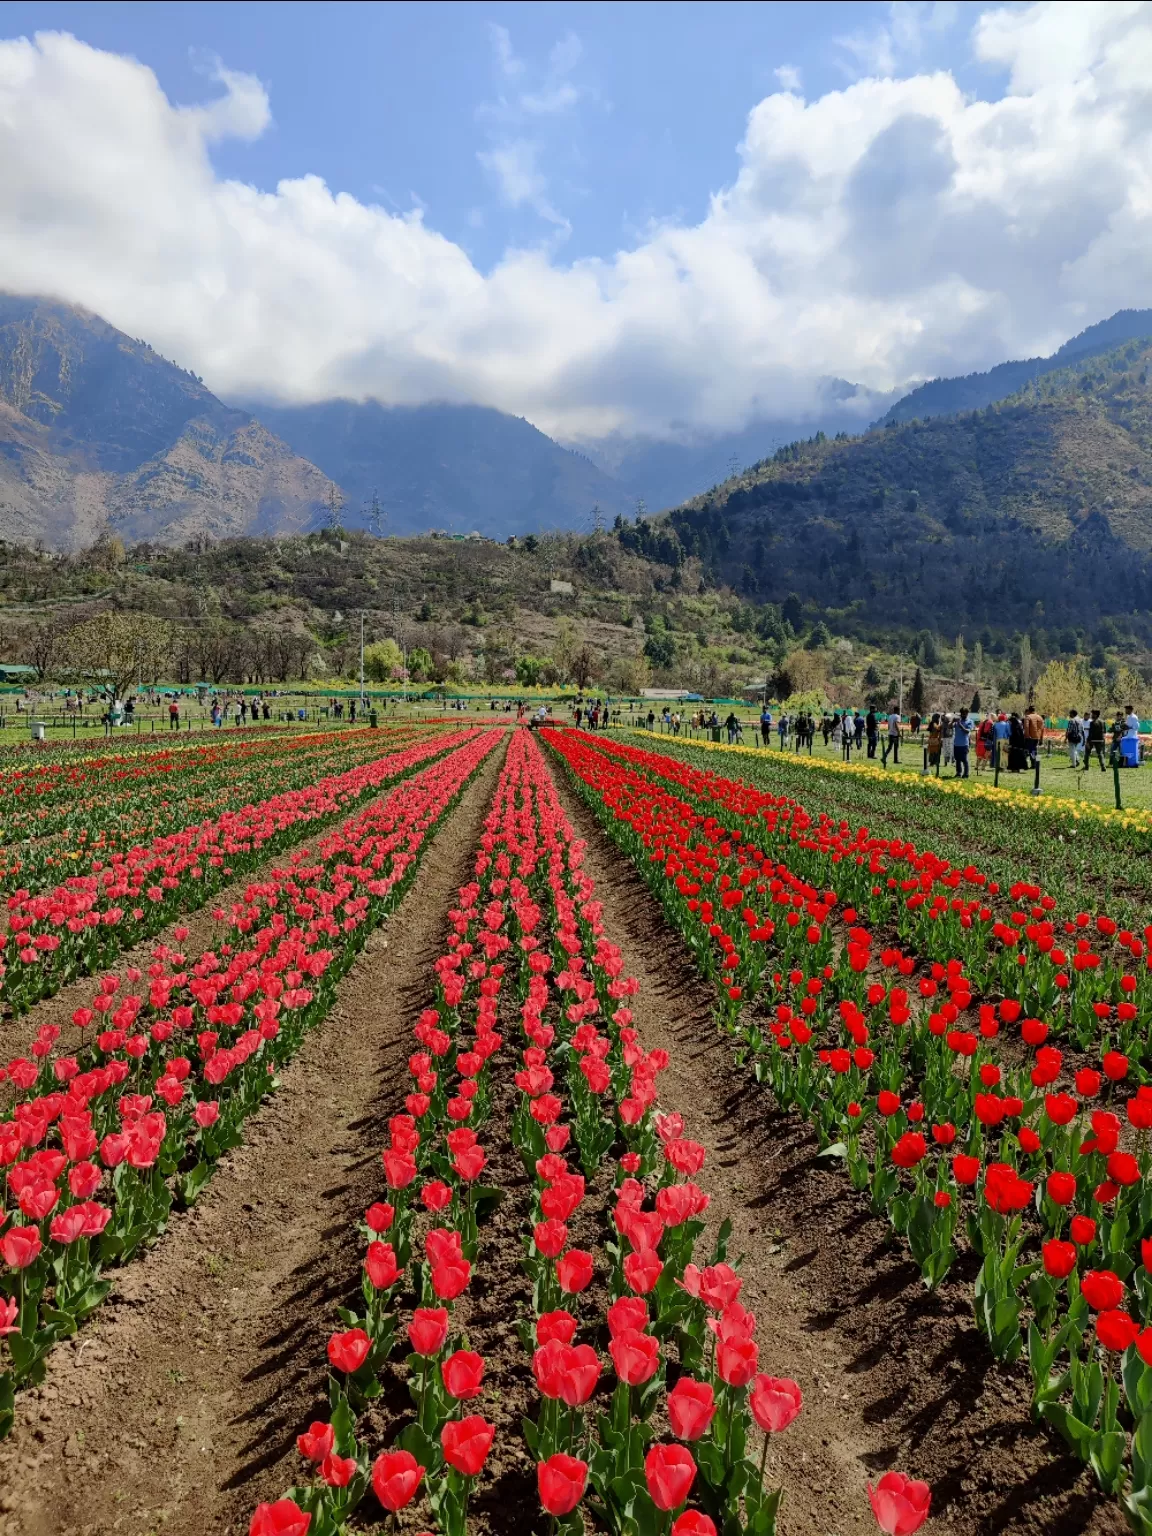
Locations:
3;5;1152;440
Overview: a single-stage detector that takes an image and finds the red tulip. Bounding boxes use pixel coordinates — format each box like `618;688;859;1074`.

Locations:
442;1349;485;1400
296;1421;334;1462
1046;1172;1076;1206
606;1296;649;1337
365;1241;400;1290
327;1328;370;1374
421;1180;453;1212
749;1375;803;1433
1042;1240;1077;1279
558;1343;601;1407
536;1309;577;1345
645;1444;697;1511
667;1378;716;1440
371;1449;424;1511
1081;1270;1124;1311
671;1515;717;1536
249;1499;311;1536
891;1132;926;1168
556;1249;594;1293
537;1453;588;1516
365;1201;395;1233
624;1249;664;1294
1070;1214;1097;1246
716;1336;759;1387
441;1414;495;1476
1097;1309;1140;1352
868;1471;932;1535
1;1226;42;1270
321;1453;357;1488
431;1257;472;1300
408;1307;449;1356
533;1219;568;1258
610;1328;661;1386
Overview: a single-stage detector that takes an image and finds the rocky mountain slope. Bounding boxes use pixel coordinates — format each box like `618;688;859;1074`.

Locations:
0;296;336;549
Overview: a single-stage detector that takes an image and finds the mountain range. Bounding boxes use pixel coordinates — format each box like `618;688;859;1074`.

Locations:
3;290;1152;565
651;333;1152;639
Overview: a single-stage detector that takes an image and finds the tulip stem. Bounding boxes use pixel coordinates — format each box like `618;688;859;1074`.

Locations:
759;1429;769;1485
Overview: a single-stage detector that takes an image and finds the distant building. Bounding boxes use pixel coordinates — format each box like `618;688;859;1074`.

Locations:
0;663;37;684
549;579;575;595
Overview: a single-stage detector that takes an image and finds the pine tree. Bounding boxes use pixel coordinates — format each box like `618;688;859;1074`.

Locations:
910;667;926;713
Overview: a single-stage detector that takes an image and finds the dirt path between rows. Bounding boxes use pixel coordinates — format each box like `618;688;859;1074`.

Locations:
550;758;1126;1536
0;737;507;1536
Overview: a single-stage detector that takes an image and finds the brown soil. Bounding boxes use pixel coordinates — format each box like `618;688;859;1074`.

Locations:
0;739;507;1536
551;762;1128;1536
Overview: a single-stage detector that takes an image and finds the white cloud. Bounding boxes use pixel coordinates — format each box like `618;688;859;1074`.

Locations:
774;64;803;93
476;24;586;227
3;9;1152;442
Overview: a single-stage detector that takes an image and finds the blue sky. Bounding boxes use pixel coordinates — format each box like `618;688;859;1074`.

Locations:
0;3;1149;440
0;0;996;270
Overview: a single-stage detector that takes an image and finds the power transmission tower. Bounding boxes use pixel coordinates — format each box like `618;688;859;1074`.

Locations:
591;504;604;534
325;483;344;531
366;489;386;538
634;497;647;523
727;453;741;481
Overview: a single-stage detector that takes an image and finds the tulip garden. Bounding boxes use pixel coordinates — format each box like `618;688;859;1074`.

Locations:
8;712;1151;1536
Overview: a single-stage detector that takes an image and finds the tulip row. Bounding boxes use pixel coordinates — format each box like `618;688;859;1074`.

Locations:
0;727;428;897
0;726;462;1014
544;727;1152;1530
0;729;500;1438
256;728;927;1536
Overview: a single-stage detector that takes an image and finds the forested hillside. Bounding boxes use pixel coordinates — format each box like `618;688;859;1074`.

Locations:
643;337;1152;643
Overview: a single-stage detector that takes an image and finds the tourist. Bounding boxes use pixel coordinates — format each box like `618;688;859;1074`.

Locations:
865;708;878;758
1023;703;1044;767
760;704;772;744
953;708;974;779
1065;710;1084;768
882;704;901;765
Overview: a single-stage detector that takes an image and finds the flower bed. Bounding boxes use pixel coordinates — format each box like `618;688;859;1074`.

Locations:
0;727;466;1013
544;726;1152;1531
253;731;924;1536
0;729;500;1435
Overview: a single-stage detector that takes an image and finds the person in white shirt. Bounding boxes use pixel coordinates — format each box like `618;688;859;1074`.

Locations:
1125;706;1141;739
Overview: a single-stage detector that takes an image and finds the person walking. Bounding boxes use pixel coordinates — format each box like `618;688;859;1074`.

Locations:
1065;710;1084;768
926;713;942;772
777;713;788;750
1023;703;1044;768
976;712;995;772
168;698;180;731
853;710;865;750
760;704;772;744
953;708;974;779
1084;709;1107;771
882;705;901;765
865;708;878;758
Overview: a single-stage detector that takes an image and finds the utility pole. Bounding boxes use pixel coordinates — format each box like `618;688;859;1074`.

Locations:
359;611;365;710
898;658;905;715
